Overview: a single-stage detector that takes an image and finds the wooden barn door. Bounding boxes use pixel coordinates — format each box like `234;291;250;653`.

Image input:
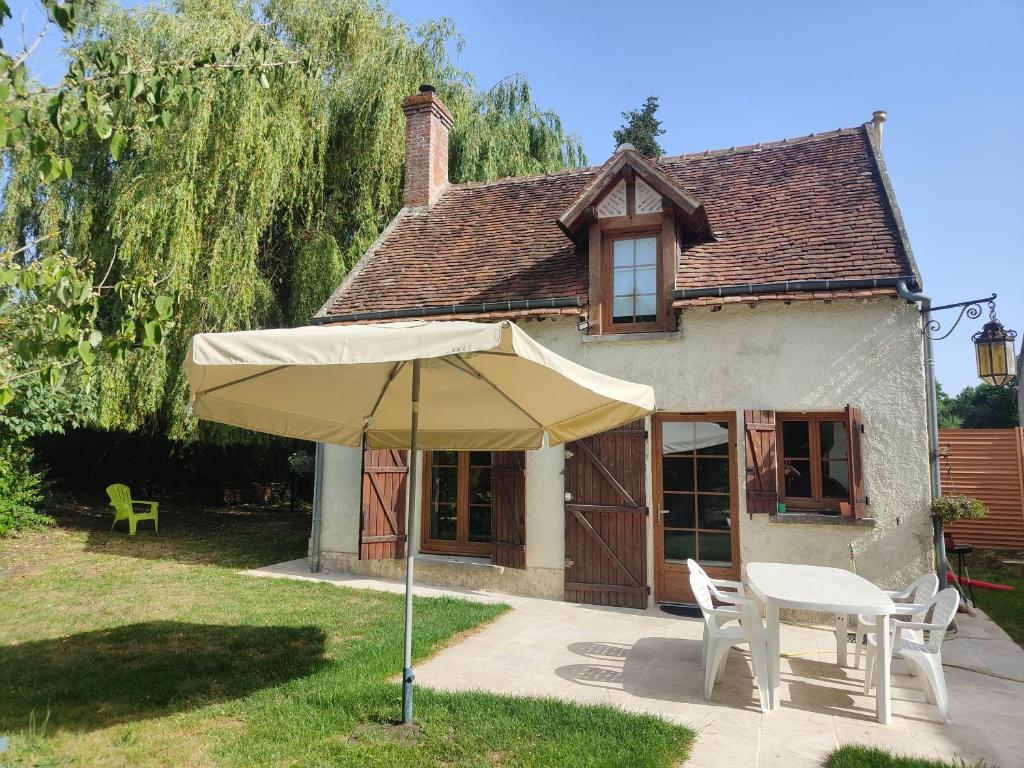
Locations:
359;447;408;559
564;420;649;608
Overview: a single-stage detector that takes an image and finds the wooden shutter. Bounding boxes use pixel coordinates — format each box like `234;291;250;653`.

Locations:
846;405;868;518
491;451;527;569
744;409;778;515
359;448;408;559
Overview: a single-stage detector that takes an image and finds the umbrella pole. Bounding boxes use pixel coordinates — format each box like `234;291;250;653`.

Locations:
401;358;421;724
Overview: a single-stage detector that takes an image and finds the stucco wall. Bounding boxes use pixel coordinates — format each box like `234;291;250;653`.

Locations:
317;298;933;600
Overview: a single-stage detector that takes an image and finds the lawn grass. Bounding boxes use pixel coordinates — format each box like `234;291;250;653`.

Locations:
962;549;1024;645
0;502;694;767
827;745;991;768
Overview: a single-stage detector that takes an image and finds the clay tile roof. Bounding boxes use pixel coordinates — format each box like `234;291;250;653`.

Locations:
318;125;918;320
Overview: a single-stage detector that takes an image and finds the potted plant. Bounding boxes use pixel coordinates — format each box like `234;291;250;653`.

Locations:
930;494;988;525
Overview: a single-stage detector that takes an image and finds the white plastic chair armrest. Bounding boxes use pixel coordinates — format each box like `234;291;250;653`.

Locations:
893;621;946;641
709;578;745;594
706;605;745;619
711;590;758;608
884;587;914;601
892;602;927;616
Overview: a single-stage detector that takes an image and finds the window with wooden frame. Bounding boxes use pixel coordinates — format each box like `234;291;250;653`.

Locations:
422;450;493;555
606;233;661;330
776;412;853;514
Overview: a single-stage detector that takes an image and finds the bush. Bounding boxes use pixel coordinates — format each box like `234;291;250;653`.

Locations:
0;442;53;536
288;450;316;479
930;494;988;524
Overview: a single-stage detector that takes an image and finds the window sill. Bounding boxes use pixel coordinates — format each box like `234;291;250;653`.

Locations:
417;552;505;574
582;329;682;344
769;512;876;527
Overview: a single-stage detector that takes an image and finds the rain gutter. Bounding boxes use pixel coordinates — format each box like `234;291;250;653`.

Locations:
896;279;947;591
673;276;916;300
311;297;582;325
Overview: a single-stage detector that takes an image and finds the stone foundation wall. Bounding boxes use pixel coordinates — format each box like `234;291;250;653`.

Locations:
319;550;563;600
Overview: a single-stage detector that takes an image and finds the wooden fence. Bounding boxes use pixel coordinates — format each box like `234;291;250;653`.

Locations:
938;427;1024;550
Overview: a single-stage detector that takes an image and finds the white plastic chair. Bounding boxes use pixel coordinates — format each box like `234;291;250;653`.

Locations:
854;573;939;669
688;563;771;713
686;559;745;669
864;587;960;723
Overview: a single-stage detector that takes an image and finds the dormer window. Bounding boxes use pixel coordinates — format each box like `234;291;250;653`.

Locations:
558;144;713;336
611;235;659;327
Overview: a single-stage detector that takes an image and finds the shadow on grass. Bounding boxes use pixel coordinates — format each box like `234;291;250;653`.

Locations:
0;621;326;732
48;501;310;569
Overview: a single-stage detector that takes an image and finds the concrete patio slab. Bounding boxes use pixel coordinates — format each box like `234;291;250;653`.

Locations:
247;560;1024;767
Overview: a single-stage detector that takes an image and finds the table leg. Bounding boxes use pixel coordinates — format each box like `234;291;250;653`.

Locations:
835;614;848;667
875;614;891;724
766;603;781;710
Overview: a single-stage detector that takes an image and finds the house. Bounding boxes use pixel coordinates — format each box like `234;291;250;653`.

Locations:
309;85;933;608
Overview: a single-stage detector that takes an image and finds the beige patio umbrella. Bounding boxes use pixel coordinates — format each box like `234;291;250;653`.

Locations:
184;319;656;723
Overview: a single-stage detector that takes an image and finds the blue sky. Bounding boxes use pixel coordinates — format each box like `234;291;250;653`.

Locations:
8;0;1022;393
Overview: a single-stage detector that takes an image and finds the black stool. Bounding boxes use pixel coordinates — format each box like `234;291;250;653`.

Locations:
949;542;975;605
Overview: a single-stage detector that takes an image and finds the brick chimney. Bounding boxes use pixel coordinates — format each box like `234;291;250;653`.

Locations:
401;85;454;207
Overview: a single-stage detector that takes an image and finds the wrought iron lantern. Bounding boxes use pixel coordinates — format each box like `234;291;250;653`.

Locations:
972;305;1017;387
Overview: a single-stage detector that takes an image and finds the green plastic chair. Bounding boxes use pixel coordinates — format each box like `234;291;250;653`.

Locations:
106;483;159;536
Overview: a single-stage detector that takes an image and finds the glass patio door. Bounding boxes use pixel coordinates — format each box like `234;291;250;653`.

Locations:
653;413;740;603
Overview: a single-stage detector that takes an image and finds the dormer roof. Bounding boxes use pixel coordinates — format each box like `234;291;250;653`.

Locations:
558;144;713;241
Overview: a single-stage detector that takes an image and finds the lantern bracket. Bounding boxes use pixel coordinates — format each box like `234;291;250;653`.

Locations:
920;293;997;341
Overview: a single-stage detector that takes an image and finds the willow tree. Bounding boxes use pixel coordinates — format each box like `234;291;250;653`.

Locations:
1;0;585;441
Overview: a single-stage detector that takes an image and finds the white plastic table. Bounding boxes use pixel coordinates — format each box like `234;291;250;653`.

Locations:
746;562;896;724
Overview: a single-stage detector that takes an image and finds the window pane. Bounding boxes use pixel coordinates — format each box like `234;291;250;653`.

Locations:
663;493;695;528
699;532;732;566
470;451;491;467
664;531;696;563
635;266;656;294
635;295;657;321
613;267;635;296
696;457;729;493
431;466;458;504
819;421;848;460
782;420;810;458
662;422;695;456
612;296;633;322
695;422;730;455
662;456;694;491
433;450;458;466
468;505;491;542
822;459;850;498
698;495;731;530
635;237;657;265
613;239;633;267
430;503;457;540
469;468;491;504
783;459;812;497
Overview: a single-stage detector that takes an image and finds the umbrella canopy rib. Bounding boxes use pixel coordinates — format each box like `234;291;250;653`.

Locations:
197;364;292;396
368;361;406;423
457;355;545;430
